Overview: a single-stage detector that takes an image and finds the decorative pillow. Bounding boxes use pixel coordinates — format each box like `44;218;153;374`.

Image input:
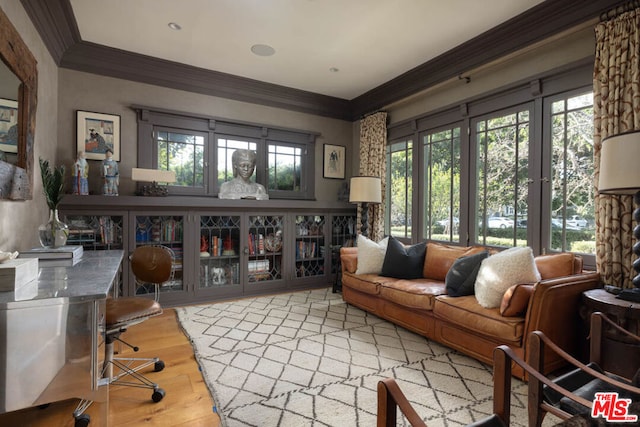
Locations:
445;251;489;297
534;252;576;279
423;242;486;281
355;235;389;275
474;247;541;308
381;236;426;279
500;283;536;316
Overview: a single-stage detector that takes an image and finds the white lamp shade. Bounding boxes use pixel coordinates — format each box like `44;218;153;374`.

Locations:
599;131;640;195
131;168;176;183
349;176;382;204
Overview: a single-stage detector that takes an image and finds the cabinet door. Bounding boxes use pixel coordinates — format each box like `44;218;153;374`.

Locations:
245;214;285;292
330;214;357;283
131;213;185;302
62;212;126;251
293;215;327;281
196;214;242;298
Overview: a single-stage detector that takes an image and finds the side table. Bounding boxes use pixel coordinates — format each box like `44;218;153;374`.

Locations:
581;288;640;379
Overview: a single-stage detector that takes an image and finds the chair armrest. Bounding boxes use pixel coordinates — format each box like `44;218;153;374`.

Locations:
377;378;427;427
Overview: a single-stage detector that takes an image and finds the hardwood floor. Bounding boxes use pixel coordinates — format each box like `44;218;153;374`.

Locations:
0;309;221;427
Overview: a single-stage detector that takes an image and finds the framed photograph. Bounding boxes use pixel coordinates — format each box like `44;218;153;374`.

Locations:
76;110;121;161
0;98;19;154
323;144;345;179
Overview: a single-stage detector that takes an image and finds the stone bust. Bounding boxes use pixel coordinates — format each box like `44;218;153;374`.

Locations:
218;149;269;200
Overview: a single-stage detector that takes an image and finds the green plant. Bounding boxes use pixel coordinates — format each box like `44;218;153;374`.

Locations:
39;157;65;209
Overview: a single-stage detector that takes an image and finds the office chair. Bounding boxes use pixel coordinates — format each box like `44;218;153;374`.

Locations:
73;245;171;427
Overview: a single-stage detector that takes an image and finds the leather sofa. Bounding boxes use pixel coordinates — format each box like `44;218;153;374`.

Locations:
340;242;601;379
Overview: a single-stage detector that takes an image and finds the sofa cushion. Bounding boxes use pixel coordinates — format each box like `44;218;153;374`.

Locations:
423;243;485;281
534;252;576;279
355;235;389;275
500;283;535;317
341;272;398;295
434;295;525;343
381;236;426;279
475;247;541;308
445;251;489;297
379;279;446;310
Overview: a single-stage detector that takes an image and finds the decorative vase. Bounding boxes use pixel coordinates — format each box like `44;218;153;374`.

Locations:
38;209;69;248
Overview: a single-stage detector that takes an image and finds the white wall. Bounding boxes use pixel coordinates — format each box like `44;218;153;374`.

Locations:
0;0;59;252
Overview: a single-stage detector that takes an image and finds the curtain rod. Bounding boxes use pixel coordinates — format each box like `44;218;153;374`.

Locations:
600;0;640;21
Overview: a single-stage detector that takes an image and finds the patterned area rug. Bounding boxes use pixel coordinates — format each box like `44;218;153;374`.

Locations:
176;288;558;427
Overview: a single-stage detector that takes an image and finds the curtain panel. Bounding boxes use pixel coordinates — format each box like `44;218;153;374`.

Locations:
358;112;388;242
593;8;640;288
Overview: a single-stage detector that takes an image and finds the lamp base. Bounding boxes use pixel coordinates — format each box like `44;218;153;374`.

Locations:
616;287;640;303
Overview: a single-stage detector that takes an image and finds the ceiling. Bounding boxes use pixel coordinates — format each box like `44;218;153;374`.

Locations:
68;0;544;100
20;0;625;120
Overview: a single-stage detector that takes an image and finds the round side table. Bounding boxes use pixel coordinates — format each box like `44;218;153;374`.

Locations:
581;288;640;379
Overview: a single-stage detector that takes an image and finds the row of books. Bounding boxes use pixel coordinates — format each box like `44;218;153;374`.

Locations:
247;233;265;255
136;218;183;243
296;241;319;260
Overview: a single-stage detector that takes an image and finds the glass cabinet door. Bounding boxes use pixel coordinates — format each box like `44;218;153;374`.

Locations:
198;215;241;291
294;215;326;279
246;215;284;285
331;214;356;272
133;214;184;297
63;213;125;251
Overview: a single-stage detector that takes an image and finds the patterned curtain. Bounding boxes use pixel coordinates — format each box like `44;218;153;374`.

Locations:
358;112;387;241
593;8;640;288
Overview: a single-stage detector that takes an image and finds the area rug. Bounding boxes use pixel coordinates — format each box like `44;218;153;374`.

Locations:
176;288;557;427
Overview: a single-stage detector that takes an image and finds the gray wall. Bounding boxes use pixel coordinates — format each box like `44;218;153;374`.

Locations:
57;70;354;200
0;0;58;252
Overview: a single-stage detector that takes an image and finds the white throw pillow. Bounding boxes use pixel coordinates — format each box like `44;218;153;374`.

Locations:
474;247;541;308
355;235;389;275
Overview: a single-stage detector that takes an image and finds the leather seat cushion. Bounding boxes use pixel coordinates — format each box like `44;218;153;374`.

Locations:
433;295;524;342
379;279;446;310
106;297;162;328
342;272;397;295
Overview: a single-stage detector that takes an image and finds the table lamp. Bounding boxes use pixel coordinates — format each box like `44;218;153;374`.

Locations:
349;176;382;237
132;168;176;197
598;130;640;302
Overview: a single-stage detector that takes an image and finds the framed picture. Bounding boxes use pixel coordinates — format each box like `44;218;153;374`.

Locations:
76;110;121;161
0;98;19;154
323;144;345;179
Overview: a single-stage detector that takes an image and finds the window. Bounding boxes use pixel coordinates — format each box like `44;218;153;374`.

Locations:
385;140;412;238
422;127;461;243
135;107;317;199
546;91;595;254
473;107;531;248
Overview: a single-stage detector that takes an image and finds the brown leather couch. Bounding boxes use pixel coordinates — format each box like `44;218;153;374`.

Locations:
340;242;601;379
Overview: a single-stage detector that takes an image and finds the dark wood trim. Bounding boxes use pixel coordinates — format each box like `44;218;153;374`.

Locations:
20;0;628;121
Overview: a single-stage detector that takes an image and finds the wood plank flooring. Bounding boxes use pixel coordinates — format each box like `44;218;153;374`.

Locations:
0;309;221;427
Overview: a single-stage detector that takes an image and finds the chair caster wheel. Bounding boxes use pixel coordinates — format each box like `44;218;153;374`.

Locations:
152;388;166;403
154;360;165;372
75;413;90;427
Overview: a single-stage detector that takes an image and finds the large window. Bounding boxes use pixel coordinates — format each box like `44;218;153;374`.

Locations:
136;108;316;199
385;63;596;266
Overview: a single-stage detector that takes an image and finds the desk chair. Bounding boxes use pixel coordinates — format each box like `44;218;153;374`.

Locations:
73;245;171;427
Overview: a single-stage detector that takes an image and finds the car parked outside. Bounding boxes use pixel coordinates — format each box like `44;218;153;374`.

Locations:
566;215;588;229
487;217;514;228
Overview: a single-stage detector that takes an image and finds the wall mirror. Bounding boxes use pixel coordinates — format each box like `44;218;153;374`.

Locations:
0;6;38;200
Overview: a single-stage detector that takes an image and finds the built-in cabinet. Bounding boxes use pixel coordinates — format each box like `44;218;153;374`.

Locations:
60;196;355;306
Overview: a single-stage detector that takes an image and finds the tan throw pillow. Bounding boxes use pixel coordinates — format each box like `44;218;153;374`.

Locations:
534;252;575;279
475;246;541;308
500;283;535;316
423;242;483;281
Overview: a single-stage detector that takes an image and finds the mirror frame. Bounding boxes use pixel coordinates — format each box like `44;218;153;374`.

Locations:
0;6;37;200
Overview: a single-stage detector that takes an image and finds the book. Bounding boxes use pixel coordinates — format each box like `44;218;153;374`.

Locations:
0;258;39;291
19;245;84;260
37;257;82;268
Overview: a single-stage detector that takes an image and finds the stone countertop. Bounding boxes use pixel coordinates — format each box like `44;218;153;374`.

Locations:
0;250;123;308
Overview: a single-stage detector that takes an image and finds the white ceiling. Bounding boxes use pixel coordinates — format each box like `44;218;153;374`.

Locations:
69;0;545;100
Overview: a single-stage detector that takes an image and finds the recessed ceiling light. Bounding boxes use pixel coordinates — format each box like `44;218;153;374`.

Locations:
251;44;276;57
168;22;182;31
329;67;339;73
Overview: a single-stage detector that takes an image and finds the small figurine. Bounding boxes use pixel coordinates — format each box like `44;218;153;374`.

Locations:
218;149;269;200
72;150;89;195
200;236;210;257
102;148;119;196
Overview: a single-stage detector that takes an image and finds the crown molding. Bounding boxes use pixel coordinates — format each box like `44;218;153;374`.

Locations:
20;0;627;122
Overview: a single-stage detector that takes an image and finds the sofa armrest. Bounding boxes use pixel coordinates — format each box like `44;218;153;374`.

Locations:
523;271;600;373
340;247;358;274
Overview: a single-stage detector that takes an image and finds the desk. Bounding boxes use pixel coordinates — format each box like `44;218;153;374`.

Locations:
582;288;640;378
0;250;123;425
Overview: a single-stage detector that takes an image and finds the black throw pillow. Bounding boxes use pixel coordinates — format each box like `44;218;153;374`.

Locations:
381;236;426;279
445;251;489;297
